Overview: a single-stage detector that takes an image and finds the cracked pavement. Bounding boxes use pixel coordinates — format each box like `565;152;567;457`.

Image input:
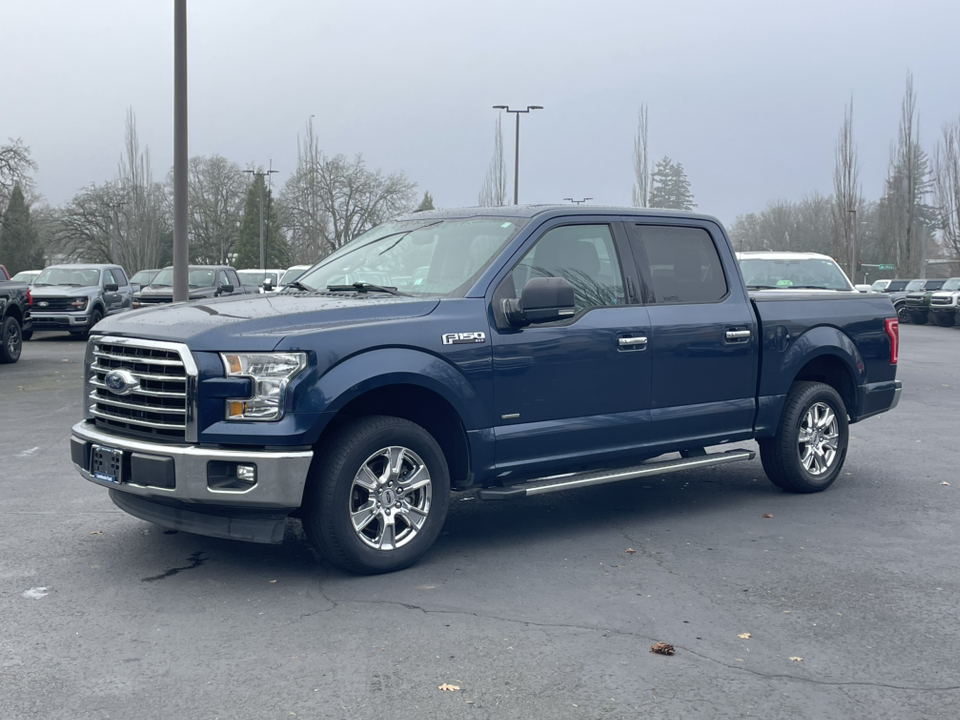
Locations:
1;327;959;719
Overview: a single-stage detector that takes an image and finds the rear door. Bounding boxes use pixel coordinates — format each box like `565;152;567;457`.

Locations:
623;220;757;446
490;219;653;476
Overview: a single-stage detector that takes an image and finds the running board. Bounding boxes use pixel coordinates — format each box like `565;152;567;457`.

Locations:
476;449;756;500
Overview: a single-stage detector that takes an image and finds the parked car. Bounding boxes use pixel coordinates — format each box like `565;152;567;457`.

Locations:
902;278;947;324
237;268;285;293
128;269;161;293
11;269;42;284
133;265;255;307
874;279;913;321
928;277;960;326
0;277;32;361
737;251;856;292
0;265;9;281
280;265;311;287
30;264;133;338
71;206;901;574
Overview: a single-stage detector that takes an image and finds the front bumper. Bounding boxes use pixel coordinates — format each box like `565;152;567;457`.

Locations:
70;420;313;509
31;311;94;330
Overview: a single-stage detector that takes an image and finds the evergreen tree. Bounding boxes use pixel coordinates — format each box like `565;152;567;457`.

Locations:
235;177;289;269
414;191;435;212
648;156;696;211
0;184;44;275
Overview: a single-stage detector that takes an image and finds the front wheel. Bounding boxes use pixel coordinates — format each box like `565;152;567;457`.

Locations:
83;308;104;339
930;312;955;327
0;316;22;363
303;416;450;574
909;312;928;325
896;304;909;323
759;381;849;493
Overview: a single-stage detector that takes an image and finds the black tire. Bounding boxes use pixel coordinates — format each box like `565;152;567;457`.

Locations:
303;415;450;574
84;308;104;339
758;381;849;493
930;312;955;327
21;329;33;341
0;316;22;363
896;304;909;323
909;312;928;325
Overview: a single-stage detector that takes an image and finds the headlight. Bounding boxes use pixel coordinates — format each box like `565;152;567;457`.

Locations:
71;297;88;309
220;352;307;421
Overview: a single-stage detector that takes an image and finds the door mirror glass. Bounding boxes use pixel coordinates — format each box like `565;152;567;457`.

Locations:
504;277;576;327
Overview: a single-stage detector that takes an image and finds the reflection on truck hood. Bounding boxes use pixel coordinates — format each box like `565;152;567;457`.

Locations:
93;292;441;351
31;284;100;298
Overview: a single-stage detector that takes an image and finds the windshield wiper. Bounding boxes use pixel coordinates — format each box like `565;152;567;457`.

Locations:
284;280;314;292
151;283;172;288
746;284;780;289
33;282;51;286
327;282;409;297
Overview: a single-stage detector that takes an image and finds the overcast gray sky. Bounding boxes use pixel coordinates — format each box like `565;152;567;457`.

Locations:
3;0;959;225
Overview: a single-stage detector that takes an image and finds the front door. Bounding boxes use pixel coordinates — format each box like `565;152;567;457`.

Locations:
623;220;757;446
490;221;653;478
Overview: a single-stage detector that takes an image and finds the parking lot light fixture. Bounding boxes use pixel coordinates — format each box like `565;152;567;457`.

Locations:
493;105;543;205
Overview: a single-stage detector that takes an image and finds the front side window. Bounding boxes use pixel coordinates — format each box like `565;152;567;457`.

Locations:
636;226;728;303
505;224;624;314
103;269;117;286
296;217;528;297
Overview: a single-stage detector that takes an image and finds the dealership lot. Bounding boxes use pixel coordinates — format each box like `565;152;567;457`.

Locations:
1;327;958;720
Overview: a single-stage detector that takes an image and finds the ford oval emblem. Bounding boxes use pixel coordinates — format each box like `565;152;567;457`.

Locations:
103;369;139;396
38;301;49;307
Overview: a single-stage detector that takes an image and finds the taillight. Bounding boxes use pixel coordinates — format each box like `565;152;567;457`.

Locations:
884;317;899;365
26;288;32;306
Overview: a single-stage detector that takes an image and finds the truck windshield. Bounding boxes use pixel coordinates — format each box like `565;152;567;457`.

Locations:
34;267;101;287
940;278;960;292
237;270;280;286
150;268;218;288
295;217;528;296
739;257;853;291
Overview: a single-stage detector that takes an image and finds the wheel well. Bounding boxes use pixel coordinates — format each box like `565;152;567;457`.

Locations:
4;304;23;324
793;355;856;417
325;384;471;490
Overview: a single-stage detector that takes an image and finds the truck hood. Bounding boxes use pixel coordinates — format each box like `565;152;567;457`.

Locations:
93;292;441;351
31;284;100;298
136;285;216;300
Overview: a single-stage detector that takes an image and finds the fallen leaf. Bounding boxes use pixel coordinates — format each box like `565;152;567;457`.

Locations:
90;531;103;535
941;482;950;486
738;632;751;639
790;657;803;662
438;683;460;692
650;642;675;656
761;514;773;519
625;548;637;554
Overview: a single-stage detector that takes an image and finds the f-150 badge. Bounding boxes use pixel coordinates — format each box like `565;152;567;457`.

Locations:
442;332;486;345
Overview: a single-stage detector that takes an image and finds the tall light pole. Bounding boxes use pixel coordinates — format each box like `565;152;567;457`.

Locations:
564;197;592;205
847;208;858;282
244;165;278;269
173;0;188;302
493;105;542;205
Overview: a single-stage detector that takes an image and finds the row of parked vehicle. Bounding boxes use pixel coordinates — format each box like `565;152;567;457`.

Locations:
868;277;960;326
0;262;314;362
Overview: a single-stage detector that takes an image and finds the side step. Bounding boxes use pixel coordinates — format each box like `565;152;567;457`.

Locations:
476;449;756;500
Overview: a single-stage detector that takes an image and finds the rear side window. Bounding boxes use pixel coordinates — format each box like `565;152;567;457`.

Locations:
633;225;727;304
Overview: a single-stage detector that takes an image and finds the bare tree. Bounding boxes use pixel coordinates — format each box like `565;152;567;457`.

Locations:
729;193;833;255
878;73;935;277
631;104;650;207
478;114;507;207
0;138;37;217
182;154;247;264
280;118;330;264
832;97;861;278
934;116;960;261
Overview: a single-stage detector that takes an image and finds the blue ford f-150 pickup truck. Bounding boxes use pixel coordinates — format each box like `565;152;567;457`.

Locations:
70;206;901;573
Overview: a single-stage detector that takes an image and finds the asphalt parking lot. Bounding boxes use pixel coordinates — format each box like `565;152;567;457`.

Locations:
1;326;959;720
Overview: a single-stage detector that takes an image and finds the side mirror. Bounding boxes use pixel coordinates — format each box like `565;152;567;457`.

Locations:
503;276;576;327
104;283;119;292
219;284;235;294
262;279;274;290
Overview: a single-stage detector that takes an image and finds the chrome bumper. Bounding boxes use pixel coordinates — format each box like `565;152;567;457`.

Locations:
71;421;313;508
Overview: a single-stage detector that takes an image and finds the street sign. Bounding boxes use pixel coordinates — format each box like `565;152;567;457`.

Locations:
878;264;896;270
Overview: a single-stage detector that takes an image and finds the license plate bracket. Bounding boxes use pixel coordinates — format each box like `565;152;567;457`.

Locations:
91;445;124;485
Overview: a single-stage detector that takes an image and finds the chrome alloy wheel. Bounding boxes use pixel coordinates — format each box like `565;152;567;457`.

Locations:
348;446;433;551
797;402;839;475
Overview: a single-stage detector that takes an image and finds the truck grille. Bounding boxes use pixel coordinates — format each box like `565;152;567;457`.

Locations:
931;297;953;306
33;297;77;311
88;338;196;442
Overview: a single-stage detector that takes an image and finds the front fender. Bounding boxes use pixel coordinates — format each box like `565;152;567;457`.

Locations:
313;347;483;429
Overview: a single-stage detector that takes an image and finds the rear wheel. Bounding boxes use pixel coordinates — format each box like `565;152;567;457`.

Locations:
303;416;450;574
759;381;849;493
0;316;22;363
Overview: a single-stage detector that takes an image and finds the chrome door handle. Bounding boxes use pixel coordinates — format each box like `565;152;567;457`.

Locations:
618;336;648;347
725;329;751;340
